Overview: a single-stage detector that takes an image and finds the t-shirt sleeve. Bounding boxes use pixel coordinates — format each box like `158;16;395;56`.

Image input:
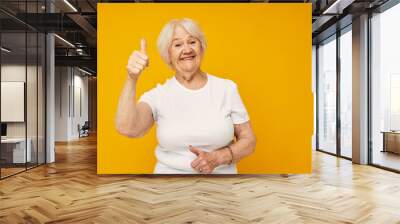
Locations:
229;81;250;124
138;84;161;122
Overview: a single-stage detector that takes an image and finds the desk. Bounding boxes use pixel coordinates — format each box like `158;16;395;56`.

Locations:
1;138;31;163
382;131;400;154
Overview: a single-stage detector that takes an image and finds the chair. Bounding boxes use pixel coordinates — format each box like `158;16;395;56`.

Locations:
79;121;90;138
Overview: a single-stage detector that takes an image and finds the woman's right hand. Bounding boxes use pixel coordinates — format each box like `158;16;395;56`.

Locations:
126;38;149;81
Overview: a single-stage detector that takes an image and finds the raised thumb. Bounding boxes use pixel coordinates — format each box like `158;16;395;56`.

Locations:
189;145;201;156
140;38;147;54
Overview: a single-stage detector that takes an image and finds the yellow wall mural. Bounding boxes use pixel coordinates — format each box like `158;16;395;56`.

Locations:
98;3;312;174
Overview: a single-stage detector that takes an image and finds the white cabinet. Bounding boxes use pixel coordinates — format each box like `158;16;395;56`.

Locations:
1;138;32;163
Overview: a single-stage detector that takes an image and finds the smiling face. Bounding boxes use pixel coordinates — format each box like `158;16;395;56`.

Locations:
168;25;203;77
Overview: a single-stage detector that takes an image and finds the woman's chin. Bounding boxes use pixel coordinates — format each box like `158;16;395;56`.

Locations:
179;67;199;75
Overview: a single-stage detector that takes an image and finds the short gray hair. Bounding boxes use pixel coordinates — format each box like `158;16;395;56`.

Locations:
157;18;207;65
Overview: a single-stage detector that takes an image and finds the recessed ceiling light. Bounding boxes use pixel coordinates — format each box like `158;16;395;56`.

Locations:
1;47;11;53
322;0;354;15
63;0;78;12
54;34;75;48
77;67;93;76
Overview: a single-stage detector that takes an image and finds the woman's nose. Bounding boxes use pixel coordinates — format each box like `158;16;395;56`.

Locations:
182;44;193;53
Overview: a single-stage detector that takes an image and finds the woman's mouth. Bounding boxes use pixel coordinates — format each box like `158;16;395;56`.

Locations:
180;55;195;61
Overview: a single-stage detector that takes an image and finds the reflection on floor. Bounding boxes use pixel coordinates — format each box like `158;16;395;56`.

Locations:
0;134;400;223
373;150;400;171
340;147;352;158
0;163;42;178
0;167;25;177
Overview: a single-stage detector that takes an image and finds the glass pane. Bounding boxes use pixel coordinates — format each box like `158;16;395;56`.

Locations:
38;32;45;165
1;1;46;178
371;4;400;171
312;45;317;151
1;31;27;177
27;31;38;169
340;29;352;158
26;0;39;170
318;36;337;154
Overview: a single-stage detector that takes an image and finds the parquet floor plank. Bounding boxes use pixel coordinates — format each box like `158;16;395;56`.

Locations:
0;134;399;223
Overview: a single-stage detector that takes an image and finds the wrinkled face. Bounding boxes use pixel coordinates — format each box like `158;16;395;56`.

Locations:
168;25;203;75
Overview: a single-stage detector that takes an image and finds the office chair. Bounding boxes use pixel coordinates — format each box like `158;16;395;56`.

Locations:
79;121;90;138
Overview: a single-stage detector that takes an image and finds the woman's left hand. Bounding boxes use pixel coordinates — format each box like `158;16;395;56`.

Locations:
189;146;219;174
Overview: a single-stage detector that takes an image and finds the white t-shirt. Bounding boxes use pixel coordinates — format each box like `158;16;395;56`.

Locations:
139;74;250;174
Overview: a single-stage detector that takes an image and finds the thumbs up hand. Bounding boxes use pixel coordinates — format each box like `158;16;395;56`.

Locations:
126;38;149;81
189;145;219;174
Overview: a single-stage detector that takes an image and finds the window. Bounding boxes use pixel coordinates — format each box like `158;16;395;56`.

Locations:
317;36;337;154
339;28;352;158
371;2;400;171
0;1;46;179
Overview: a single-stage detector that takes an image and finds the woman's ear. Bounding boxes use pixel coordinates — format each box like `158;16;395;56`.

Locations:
167;60;174;70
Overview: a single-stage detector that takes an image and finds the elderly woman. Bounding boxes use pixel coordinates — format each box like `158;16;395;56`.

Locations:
116;18;256;174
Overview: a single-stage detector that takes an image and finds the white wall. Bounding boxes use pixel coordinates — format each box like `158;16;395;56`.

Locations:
72;72;89;138
55;67;69;141
55;67;89;141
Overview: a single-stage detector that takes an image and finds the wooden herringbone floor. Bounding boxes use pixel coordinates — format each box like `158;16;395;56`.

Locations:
1;134;400;224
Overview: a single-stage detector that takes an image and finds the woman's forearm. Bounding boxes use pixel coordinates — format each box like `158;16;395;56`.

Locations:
231;135;256;162
117;39;150;137
115;78;141;137
215;122;257;166
216;137;256;166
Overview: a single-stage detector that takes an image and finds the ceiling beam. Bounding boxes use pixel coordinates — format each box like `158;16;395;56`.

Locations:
55;55;96;71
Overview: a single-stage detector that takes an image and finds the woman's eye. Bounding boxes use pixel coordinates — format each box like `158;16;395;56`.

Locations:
190;41;196;44
174;44;181;47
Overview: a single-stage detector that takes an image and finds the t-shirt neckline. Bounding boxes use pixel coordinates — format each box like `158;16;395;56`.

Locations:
173;73;210;93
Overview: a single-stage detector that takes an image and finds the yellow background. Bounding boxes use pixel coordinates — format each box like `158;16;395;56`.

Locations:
98;3;312;174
